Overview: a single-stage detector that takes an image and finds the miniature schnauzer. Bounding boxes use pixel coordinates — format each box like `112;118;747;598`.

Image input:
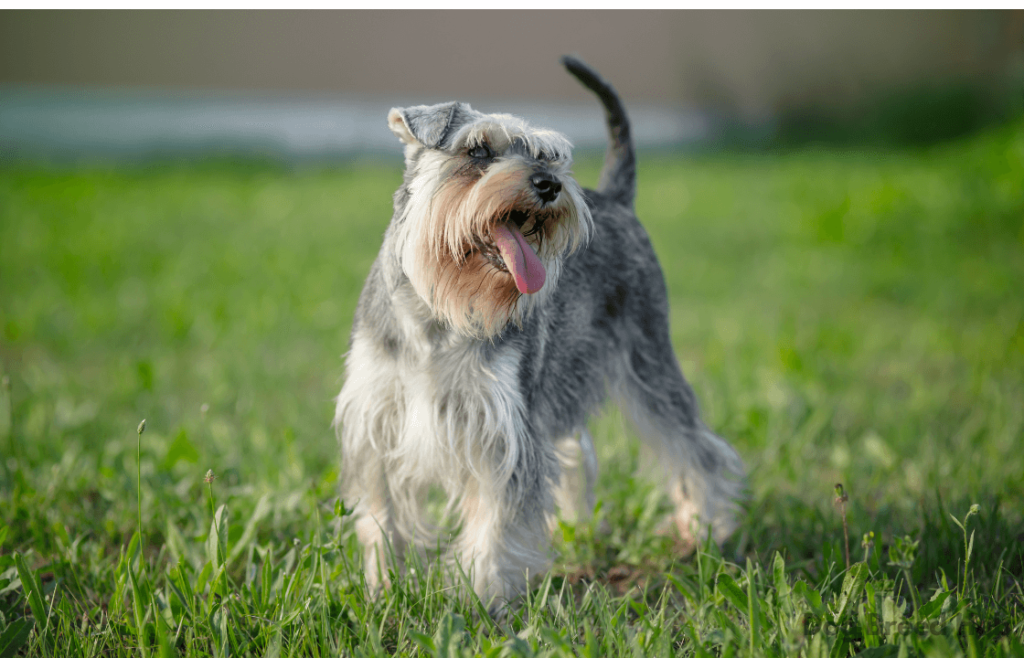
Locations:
335;56;745;609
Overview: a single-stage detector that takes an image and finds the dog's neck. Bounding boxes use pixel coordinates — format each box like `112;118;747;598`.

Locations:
382;271;493;361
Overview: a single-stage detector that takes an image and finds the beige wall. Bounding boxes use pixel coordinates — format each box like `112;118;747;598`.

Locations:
1;11;1019;116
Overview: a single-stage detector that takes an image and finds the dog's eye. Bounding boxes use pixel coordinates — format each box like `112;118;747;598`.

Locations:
467;144;494;160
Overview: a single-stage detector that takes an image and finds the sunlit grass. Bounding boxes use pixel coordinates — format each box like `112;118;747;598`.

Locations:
1;121;1022;655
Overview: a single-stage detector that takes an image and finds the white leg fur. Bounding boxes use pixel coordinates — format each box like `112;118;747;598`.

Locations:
456;476;553;610
353;479;404;591
551;429;598;527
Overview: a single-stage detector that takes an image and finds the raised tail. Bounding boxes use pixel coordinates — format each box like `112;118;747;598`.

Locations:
562;55;636;206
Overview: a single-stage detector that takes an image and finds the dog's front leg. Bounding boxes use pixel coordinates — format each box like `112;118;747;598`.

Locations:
336;337;408;593
454;449;557;613
350;467;406;592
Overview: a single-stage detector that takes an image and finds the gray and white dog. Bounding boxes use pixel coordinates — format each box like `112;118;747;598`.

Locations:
335;56;744;608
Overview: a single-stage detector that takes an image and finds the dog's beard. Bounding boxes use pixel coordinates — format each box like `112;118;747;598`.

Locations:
402;159;589;338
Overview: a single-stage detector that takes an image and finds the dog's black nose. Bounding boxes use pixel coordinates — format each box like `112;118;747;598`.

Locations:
531;172;562;204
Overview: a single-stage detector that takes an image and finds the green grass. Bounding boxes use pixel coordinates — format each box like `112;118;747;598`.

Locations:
1;120;1023;656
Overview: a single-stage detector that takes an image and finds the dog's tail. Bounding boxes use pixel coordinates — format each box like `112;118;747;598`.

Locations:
562;55;636;207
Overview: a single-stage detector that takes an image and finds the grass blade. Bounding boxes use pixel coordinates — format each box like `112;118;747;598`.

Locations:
0;619;34;658
747;558;760;655
13;553;51;653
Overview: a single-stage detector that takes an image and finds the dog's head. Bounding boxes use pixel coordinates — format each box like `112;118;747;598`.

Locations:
386;102;592;338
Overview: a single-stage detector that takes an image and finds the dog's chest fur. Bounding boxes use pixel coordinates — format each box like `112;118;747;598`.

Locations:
345;273;528;495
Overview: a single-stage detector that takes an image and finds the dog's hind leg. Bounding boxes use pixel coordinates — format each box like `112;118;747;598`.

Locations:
617;343;745;552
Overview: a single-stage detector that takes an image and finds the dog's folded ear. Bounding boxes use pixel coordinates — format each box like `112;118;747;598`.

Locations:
388;102;473;149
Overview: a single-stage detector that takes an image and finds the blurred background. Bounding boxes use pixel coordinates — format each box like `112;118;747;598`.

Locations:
2;10;1023;161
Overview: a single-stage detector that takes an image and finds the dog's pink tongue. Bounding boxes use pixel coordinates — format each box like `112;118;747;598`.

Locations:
492;224;546;294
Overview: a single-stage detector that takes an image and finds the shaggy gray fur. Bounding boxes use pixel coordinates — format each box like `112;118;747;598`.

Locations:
335;56;745;612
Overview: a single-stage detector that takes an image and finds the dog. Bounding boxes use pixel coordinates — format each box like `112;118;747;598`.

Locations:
334;56;745;610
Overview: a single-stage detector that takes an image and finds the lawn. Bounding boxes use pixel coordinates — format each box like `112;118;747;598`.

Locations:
1;119;1023;656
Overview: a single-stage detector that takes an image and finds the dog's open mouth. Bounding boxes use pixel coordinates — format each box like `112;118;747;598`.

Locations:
463;210;547;295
